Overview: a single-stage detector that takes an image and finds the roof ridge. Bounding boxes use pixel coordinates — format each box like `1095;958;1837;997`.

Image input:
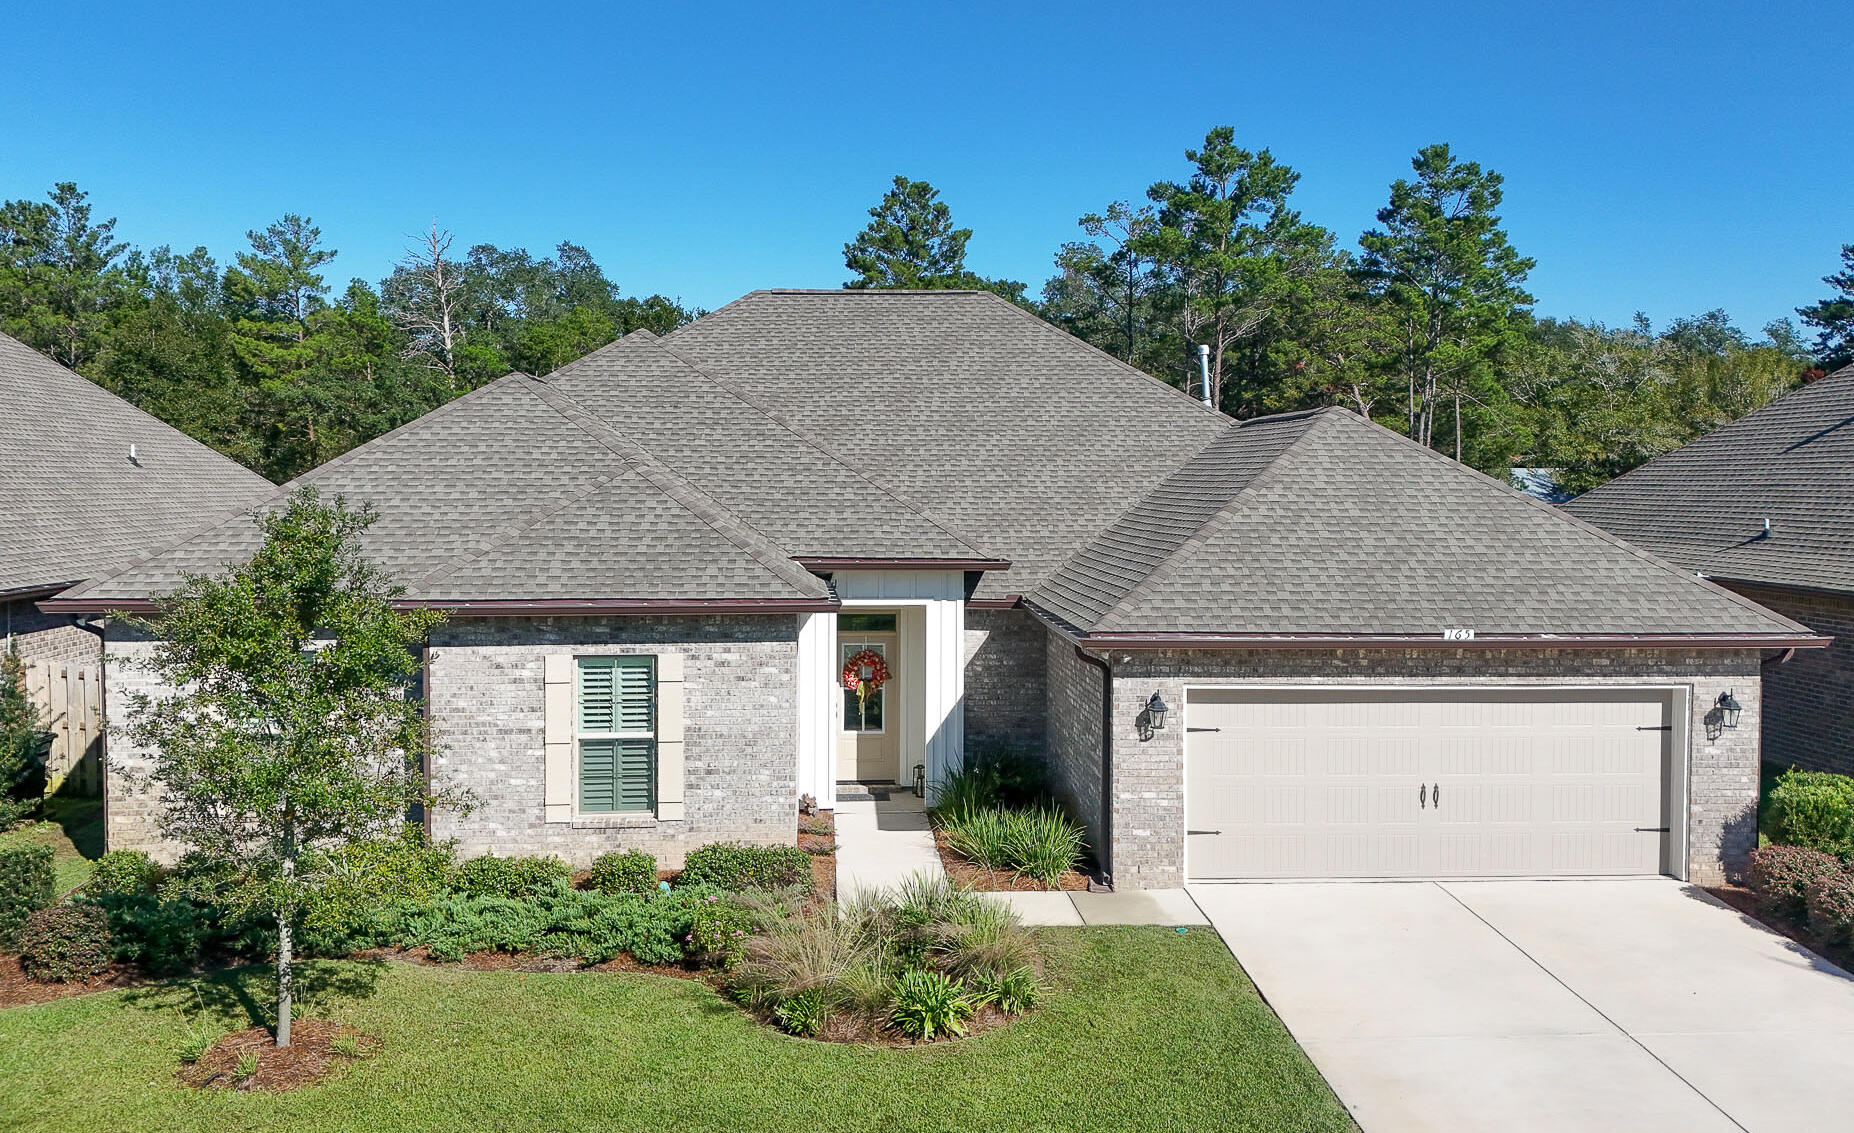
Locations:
1082;411;1344;630
636;336;995;558
1323;410;1817;635
521;378;830;598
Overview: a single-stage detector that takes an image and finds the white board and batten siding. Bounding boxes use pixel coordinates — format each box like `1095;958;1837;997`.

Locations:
796;570;966;808
1184;687;1687;881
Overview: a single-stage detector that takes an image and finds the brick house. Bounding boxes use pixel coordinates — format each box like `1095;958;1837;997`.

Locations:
1569;362;1854;780
0;331;271;791
46;292;1822;886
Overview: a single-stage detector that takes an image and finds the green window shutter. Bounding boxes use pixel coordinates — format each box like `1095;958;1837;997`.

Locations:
578;738;655;813
578;656;655;733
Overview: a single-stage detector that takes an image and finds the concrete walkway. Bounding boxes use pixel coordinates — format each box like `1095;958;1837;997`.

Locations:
831;792;942;900
1192;878;1854;1133
993;888;1210;926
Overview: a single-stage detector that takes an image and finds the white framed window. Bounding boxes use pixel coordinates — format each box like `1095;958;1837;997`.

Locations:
576;655;656;812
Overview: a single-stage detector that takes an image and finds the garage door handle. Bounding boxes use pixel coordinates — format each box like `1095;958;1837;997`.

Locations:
1419;783;1426;809
1432;783;1440;810
1187;829;1222;836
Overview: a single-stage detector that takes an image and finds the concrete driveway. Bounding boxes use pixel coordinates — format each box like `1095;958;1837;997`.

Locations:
1190;879;1854;1133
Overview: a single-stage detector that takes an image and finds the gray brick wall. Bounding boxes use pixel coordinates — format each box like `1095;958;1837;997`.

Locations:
104;615;803;869
1044;630;1105;855
100;623;178;859
1727;582;1854;777
962;607;1047;757
4;598;99;666
426;615;798;868
1043;638;1763;890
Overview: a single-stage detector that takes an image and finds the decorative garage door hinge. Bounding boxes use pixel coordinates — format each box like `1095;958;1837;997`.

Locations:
1636;725;1673;731
1186;726;1221;733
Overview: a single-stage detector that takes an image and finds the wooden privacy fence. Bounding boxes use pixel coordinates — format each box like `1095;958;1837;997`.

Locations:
25;661;103;796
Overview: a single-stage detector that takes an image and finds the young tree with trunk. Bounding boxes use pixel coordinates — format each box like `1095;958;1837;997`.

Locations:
1356;144;1535;463
0;182;129;369
383;222;468;389
1043;201;1169;371
123;489;456;1048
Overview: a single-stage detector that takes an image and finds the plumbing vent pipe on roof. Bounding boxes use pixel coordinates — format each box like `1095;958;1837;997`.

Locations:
1196;344;1212;408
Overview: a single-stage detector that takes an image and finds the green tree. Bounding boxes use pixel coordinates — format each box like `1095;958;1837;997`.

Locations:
843;176;1025;299
224;216;341;475
123;489;459;1047
0;182;129;368
1042;202;1174;373
1797;243;1854;370
1138;127;1332;412
0;651;47;830
1357;144;1536;466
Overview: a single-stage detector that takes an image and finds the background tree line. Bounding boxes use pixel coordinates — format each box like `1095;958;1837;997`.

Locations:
0;186;694;480
5;134;1852;491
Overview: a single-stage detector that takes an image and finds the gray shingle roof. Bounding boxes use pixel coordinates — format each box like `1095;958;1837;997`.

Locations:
1566;364;1854;594
0;331;273;596
661;289;1230;598
57;374;831;606
1032;407;1808;639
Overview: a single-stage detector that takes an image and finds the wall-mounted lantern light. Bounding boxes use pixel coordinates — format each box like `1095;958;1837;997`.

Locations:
1717;690;1742;730
1137;691;1170;741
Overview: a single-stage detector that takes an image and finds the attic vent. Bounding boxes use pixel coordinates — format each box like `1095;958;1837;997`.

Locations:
128;443;139;464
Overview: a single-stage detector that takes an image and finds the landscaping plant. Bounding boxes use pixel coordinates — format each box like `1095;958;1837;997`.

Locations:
1766;770;1854;860
16;903;113;980
0;650;47;832
0;841;56;948
86;849;164;899
1746;843;1846;919
939;804;1086;887
450;853;571;900
587;849;658;895
1804;873;1854;944
967;965;1042;1014
679;842;812;891
890;968;975;1039
772;988;829;1037
119;488;467;1047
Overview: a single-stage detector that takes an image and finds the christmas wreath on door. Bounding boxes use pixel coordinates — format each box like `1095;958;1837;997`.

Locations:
841;648;892;727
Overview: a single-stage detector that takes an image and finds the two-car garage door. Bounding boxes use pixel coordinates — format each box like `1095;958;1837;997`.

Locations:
1184;688;1676;880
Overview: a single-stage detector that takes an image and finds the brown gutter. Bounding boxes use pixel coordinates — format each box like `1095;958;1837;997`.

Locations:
965;596;1023;610
1074;631;1831;651
794;556;1012;572
41;596;842;617
1;581;79;604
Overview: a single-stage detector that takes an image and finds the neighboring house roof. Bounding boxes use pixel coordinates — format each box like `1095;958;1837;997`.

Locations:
1566;364;1854;594
0;331;273;599
1030;407;1813;645
660;289;1230;599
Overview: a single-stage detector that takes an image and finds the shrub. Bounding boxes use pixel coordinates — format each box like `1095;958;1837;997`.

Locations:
772;989;828;1037
1767;770;1854;859
686;894;752;967
87;850;163;899
1747;844;1845;919
1804;873;1854;945
0;651;47;828
679;842;811;892
0;842;55;948
450;854;571;900
930;746;1050;823
377;885;730;967
17;903;112;981
939;805;1086;887
890;969;974;1040
968;965;1041;1014
587;849;658;895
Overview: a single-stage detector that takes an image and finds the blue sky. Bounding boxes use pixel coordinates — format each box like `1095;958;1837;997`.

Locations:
4;1;1849;333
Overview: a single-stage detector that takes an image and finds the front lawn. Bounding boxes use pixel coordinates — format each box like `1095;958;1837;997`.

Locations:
0;796;103;895
0;926;1353;1133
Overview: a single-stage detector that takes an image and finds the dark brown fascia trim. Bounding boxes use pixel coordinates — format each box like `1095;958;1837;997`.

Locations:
1075;632;1833;651
1707;575;1854;602
40;597;843;617
3;581;80;604
965;595;1023;610
794;556;1012;572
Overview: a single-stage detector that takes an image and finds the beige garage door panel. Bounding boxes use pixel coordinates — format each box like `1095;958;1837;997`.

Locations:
1186;689;1670;880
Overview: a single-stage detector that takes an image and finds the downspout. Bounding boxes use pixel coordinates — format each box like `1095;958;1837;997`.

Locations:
1073;645;1114;889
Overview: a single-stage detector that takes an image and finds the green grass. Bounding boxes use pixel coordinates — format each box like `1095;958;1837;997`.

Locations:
0;795;104;894
0;927;1353;1133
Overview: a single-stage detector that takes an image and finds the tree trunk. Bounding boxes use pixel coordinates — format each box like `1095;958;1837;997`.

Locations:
1454;390;1463;463
276;843;295;1048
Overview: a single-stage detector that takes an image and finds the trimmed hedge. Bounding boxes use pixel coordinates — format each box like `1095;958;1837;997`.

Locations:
86;850;163;899
450;854;572;900
1766;770;1854;859
1805;873;1854;945
17;903;111;981
587;849;658;895
0;842;56;949
1747;844;1845;919
678;842;811;892
374;885;737;965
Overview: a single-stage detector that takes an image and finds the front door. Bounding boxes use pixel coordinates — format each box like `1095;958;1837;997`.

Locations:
837;630;899;783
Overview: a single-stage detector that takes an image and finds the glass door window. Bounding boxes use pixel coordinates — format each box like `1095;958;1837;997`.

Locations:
841;641;887;733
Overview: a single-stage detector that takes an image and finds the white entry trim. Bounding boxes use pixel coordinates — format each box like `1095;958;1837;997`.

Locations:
1178;683;1692;883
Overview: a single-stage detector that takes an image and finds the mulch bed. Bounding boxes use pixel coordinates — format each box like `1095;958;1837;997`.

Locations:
932;828;1092;891
1707;885;1854;971
0;953;141;1009
177;1020;374;1092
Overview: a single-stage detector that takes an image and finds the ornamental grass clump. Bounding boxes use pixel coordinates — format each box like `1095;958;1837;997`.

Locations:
938;804;1086;887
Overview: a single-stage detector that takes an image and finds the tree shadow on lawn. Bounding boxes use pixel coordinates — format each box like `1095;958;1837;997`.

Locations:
119;958;389;1035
